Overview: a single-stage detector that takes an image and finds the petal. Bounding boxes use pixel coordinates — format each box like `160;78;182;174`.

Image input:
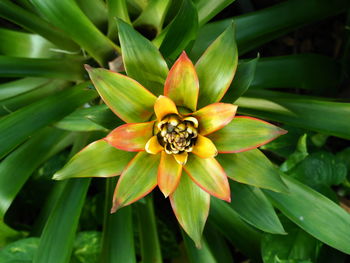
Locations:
174;152;188;165
170;172;210;248
193;103;237;135
85;65;156;123
196;23;238;107
105;121;154;151
154;95;178;121
164;51;199;111
184;154;230;202
145;136;163;154
53;140;135;180
208;116;287;153
192;135;218;158
111;152;160;212
158;152;182;197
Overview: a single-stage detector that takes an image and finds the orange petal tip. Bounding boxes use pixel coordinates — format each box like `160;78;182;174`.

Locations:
84;64;93;71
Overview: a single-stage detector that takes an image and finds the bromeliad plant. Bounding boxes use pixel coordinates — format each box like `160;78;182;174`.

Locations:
1;0;350;262
79;49;286;245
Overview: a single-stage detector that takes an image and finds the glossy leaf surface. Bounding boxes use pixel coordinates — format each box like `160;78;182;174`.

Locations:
196;23;238;107
195;0;235;26
34;179;91;263
236;90;350;140
112;152;160;211
229;181;285;234
105;121;154;151
118;19;168;95
264;175;350;254
86;66;156;123
0;56;84;80
54;140;135;180
218;149;288;192
159;0;198;60
223;57;259;103
0;0;77;50
170;173;210;248
193;103;237;135
31;0;117;65
158;152;182;197
208;116;286;153
164;52;199;111
0;82;97;159
184;155;230;201
0;128;72;218
0;78;49;101
100;178;136;263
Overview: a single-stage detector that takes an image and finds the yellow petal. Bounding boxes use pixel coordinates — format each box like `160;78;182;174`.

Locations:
192;135;218;158
174;152;188;165
145;136;163;154
154;95;179;121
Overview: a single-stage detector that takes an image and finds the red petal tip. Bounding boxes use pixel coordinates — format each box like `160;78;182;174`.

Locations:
84;64;93;71
110;201;121;213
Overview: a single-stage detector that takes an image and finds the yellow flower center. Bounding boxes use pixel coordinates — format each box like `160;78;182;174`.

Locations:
157;114;199;155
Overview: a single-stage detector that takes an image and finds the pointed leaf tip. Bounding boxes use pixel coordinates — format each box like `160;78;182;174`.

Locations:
84;64;92;71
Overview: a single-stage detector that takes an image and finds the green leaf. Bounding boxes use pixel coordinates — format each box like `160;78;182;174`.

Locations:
280;134;308;172
182;234;217;263
229;181;286;234
0;237;39;263
223;57;259;103
159;0;198;60
0;82;97;159
195;0;235;26
0;128;73;218
217;149;288;192
209;198;261;261
170;173;210;248
0;28;57;58
251;54;341;94
0;77;49;101
72;231;102;263
76;0;107;29
107;0;130;41
136;196;162;263
289;152;347;190
112;152;160;211
208;116;287;153
31;0;117;65
264;175;350;254
235;90;350;140
196;23;238;107
133;0;172;36
234;0;350;54
191;0;350;58
0;80;69;117
117;19;169;95
100;178;136;263
0;220;22;248
55;106;109;132
33;179;91;263
261;218;320;263
0;56;85;80
84;104;122;130
53;140;135;180
0;0;77;51
85;66;156;123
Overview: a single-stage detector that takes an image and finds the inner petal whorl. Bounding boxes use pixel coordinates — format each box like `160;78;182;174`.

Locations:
157;114;198;155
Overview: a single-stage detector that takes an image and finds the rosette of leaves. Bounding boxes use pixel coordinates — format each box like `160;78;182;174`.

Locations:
0;0;350;262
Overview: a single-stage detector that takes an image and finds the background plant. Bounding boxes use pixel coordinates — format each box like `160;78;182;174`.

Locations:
0;0;350;262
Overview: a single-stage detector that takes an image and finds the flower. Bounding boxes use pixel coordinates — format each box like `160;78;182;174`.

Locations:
85;51;287;246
